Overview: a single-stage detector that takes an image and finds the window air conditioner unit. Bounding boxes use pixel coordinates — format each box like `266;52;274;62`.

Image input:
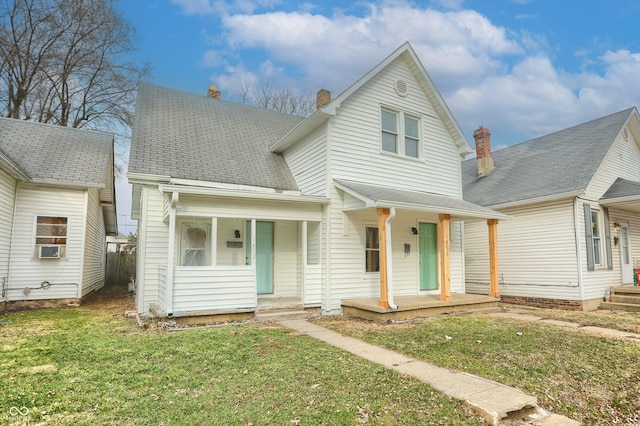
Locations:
39;245;61;259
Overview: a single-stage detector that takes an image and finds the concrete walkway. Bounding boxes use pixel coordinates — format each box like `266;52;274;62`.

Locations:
279;319;580;426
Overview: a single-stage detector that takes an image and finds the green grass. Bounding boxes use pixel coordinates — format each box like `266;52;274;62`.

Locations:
0;298;483;425
315;313;640;425
526;307;640;334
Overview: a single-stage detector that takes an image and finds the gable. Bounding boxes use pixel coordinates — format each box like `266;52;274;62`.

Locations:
327;51;467;198
585;111;640;200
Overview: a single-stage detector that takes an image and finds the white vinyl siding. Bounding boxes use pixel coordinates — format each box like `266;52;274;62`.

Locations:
81;188;107;296
136;186;169;314
0;168;16;300
282;126;327;196
329;58;462;198
465;200;581;301
585;126;640;201
7;184;86;300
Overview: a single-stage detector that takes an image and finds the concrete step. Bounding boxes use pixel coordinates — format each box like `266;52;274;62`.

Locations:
609;294;640;305
600;301;640;312
254;310;310;322
611;286;640;295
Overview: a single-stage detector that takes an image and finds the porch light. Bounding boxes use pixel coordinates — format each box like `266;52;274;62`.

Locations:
411;227;418;235
613;221;621;232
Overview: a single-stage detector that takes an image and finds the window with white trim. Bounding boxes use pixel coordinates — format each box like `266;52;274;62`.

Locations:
180;222;210;266
35;216;68;258
365;226;380;272
590;210;603;266
381;108;421;158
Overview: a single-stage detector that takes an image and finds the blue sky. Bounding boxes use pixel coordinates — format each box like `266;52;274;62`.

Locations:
114;0;640;231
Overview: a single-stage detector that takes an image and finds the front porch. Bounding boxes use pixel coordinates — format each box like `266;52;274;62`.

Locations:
342;293;500;322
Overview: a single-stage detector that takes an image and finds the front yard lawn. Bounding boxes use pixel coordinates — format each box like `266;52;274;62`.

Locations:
0;294;482;425
315;311;640;425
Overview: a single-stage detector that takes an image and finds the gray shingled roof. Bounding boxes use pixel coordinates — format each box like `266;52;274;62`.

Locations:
335;179;507;220
601;177;640;199
128;83;304;191
462;108;636;207
0;117;113;188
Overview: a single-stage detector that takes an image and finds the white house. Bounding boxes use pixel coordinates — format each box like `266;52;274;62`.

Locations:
128;42;505;320
463;108;640;311
0;117;117;308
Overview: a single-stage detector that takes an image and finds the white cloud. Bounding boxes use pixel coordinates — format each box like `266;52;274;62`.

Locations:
219;5;522;94
171;0;283;15
190;1;640;145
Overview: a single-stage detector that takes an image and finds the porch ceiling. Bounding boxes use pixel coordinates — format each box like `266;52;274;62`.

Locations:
335;179;509;221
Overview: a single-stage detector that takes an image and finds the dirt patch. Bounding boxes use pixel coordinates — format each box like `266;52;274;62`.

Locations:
80;284;136;316
20;364;58;373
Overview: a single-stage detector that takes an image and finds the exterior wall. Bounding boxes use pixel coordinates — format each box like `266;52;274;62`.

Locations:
465;200;582;301
136;185;169;314
577;199;620;301
329;57;463;198
81;188;107;296
7;184;86;301
283;125;327;196
0;168;16;301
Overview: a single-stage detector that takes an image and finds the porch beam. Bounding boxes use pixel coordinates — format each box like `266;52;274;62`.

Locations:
488;219;500;297
439;214;451;301
377;208;390;308
165;199;176;315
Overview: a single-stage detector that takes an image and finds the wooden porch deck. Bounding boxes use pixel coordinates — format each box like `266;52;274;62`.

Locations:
342;293;500;321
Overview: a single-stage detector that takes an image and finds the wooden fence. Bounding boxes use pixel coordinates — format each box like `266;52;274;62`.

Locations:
106;252;137;287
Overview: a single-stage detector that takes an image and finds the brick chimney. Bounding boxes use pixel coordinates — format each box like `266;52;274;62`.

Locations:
473;126;495;177
316;89;331;109
207;85;221;100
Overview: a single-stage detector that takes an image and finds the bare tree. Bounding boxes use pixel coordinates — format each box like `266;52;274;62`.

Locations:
233;79;317;117
0;0;149;129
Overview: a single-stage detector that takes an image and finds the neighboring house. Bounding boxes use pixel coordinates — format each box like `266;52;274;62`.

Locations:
128;42;505;319
463;108;640;310
0;117;117;307
107;233;131;253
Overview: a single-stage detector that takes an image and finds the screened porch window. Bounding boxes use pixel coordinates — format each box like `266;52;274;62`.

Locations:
365;226;380;272
181;223;210;266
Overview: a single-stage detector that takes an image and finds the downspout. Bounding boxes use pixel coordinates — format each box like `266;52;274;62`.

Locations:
386;207;398;310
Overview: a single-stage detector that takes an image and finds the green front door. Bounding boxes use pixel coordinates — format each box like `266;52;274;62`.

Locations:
419;222;438;291
246;221;274;294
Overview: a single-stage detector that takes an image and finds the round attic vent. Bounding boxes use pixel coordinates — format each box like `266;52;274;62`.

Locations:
395;79;408;97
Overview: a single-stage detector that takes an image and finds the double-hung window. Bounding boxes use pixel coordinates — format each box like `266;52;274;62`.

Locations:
365;226;380;272
381;108;421;158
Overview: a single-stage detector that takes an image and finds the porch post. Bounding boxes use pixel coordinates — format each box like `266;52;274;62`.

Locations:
378;208;390;308
488;219;500;297
439;214;451;301
165;192;178;316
